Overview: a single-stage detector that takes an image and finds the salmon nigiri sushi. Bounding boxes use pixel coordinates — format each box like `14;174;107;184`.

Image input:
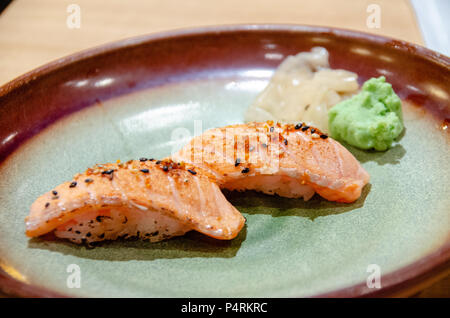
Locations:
25;159;245;244
171;121;370;203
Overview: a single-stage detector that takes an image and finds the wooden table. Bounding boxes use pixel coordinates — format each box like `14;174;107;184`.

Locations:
0;0;425;85
0;0;448;297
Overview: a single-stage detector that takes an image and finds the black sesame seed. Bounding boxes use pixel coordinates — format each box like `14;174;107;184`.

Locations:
45;202;50;208
187;169;197;175
85;178;93;183
98;233;105;239
235;158;241;167
69;181;77;188
102;169;114;175
320;134;328;139
301;126;309;131
284;139;288;145
140;169;149;173
86;232;91;237
311;128;316;134
295;123;303;130
149;158;155;161
155;160;161;164
96;216;103;222
52;190;58;195
162;166;169;172
139;158;148;162
75;230;81;234
241;167;250;173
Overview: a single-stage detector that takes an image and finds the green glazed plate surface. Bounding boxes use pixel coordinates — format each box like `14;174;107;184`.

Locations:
0;77;448;297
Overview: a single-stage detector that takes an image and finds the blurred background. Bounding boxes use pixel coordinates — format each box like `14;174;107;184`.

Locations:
0;0;449;87
0;0;448;297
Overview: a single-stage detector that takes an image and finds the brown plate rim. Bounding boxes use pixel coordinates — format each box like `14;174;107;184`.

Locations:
0;24;449;298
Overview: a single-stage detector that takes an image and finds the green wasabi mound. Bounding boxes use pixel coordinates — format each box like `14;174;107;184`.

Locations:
328;76;404;151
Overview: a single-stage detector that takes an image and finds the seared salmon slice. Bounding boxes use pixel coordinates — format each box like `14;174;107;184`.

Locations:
25;159;245;243
171;121;370;203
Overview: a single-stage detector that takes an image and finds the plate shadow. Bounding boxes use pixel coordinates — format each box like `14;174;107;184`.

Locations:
224;183;371;221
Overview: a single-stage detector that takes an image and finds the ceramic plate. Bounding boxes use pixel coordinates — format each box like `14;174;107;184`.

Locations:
0;25;449;297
